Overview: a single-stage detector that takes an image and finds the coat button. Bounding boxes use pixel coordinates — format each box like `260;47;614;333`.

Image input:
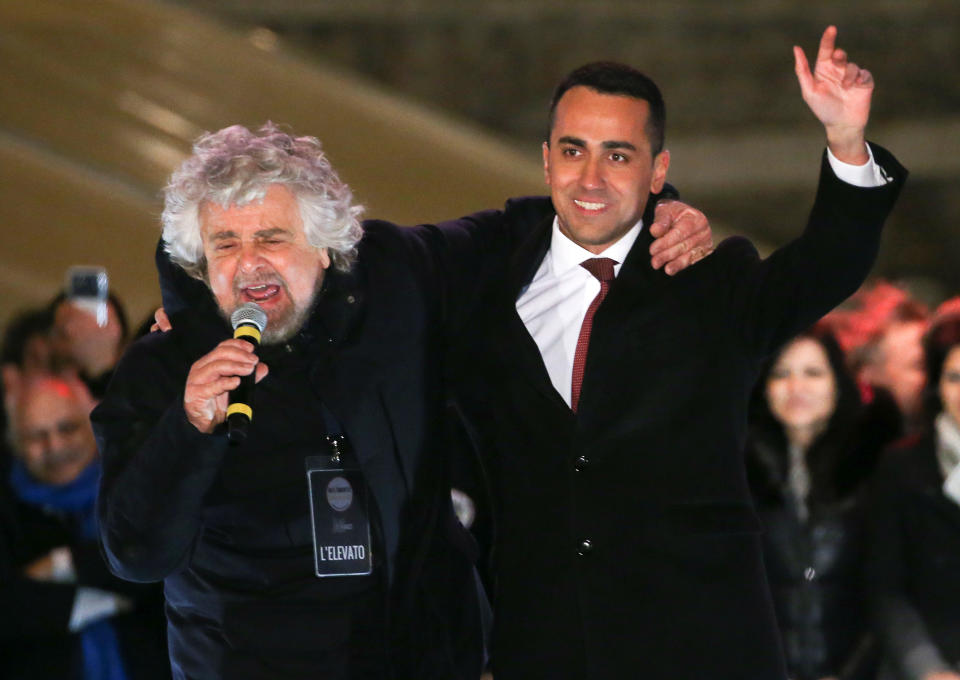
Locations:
577;539;593;556
574;455;589;472
804;567;816;581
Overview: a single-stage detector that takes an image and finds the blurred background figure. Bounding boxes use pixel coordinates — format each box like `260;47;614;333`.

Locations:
48;292;129;401
831;282;930;437
746;324;888;680
0;373;169;680
1;306;54;434
867;306;960;680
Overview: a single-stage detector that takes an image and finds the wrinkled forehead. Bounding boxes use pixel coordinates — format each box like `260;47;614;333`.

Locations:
199;184;305;240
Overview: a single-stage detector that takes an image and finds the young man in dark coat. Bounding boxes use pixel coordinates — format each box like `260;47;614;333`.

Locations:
447;26;907;679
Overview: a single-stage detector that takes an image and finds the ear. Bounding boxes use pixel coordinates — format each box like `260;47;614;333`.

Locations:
319;247;332;270
1;364;21;411
542;142;552;186
649;149;670;194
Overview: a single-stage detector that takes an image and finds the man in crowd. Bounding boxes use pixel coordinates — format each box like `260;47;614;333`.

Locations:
849;282;930;434
92;117;709;677
1;374;168;679
448;26;906;678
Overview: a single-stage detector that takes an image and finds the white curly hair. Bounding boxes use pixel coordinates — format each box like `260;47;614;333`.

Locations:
161;122;364;278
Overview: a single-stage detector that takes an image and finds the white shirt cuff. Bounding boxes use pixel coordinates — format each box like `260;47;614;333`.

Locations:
826;143;890;187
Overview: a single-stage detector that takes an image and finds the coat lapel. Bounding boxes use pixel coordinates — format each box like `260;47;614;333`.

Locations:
305;263;414;497
593;220;670;327
574;212;676;422
497;214;570;411
489;198;673;416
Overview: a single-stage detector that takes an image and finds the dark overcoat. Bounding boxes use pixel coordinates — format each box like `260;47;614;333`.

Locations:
867;434;960;675
450;145;907;680
92;206;553;680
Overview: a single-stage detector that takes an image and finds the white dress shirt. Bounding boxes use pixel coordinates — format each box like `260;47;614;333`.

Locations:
516;147;889;407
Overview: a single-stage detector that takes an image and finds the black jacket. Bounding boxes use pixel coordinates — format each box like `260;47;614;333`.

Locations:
449;145;907;680
746;432;880;680
867;434;960;678
92;204;554;680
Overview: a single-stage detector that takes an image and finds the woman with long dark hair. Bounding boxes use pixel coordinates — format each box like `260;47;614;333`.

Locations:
746;324;883;680
868;312;960;680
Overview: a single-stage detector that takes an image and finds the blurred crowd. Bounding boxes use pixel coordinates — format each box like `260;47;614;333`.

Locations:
747;282;960;680
1;291;170;679
2;277;960;680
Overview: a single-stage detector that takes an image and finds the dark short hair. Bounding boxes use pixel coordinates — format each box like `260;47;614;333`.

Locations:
922;313;960;422
546;61;666;156
1;307;53;367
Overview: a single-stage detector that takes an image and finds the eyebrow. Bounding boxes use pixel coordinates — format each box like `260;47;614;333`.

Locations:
557;135;586;147
208;227;291;241
254;228;290;239
209;230;238;241
603;140;637;151
556;135;637;152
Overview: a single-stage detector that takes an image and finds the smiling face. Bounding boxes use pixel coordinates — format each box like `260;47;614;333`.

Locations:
200;184;331;343
15;377;97;486
766;338;838;435
543;86;670;254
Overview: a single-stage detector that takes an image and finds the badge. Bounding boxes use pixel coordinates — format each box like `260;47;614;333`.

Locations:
305;436;373;577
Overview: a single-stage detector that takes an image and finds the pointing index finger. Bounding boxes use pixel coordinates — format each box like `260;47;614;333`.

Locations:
817;25;838;64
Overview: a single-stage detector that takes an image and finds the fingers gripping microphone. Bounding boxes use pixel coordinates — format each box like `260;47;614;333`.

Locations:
227;303;267;444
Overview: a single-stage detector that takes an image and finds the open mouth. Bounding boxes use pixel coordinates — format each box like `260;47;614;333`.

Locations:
242;283;282;302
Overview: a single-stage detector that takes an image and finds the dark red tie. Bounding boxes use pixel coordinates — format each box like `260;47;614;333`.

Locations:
571;257;616;413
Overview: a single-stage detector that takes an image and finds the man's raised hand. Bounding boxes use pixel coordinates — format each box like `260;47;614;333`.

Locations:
794;26;872;164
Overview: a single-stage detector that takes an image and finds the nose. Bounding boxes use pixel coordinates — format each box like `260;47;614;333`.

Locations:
579;156;605;190
47;430;66;450
237;241;265;272
785;374;810;397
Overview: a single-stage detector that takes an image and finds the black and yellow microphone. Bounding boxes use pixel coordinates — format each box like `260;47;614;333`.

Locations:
227;302;267;444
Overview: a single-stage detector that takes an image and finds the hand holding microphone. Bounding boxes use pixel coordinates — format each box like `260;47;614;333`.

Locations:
183;303;269;439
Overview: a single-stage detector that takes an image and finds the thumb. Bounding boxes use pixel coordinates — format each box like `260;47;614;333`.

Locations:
254;362;270;383
648;200;676;237
793;46;814;96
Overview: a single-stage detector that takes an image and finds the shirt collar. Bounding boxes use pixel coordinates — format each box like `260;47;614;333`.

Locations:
548;217;643;277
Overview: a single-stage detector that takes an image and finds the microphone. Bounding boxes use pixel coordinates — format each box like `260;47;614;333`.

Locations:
227;302;267;444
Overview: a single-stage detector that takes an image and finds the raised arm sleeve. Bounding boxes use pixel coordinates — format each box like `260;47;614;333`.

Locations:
711;143;907;357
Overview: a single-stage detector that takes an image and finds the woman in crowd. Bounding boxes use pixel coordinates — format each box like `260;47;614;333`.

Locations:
746;324;883;680
868;312;960;680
